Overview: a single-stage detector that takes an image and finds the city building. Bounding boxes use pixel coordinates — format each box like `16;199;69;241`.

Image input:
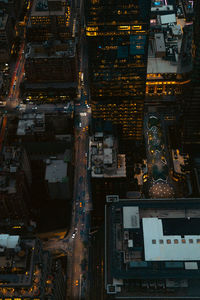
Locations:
144;114;175;198
182;0;200;145
0;0;24;20
25;40;77;83
104;197;200;298
89;132;128;226
85;0;151;139
0;233;65;299
17;112;46;136
27;0;72;42
0;10;15;64
45;158;71;200
89;132;126;178
21;0;78;103
145;0;193;102
0;145;32;220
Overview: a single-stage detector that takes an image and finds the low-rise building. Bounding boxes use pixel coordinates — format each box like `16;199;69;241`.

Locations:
45;158;70;200
89;132;126;178
146;0;193;101
17;112;45;136
0;145;32;220
0;233;65;299
27;0;72;42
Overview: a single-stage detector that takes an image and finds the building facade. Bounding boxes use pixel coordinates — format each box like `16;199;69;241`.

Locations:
0;234;65;299
22;0;78;103
27;0;72;42
85;0;151;139
0;10;15;64
183;0;200;145
0;146;32;220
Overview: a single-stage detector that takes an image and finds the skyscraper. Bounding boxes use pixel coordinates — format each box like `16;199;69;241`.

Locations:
183;0;200;145
85;0;151;139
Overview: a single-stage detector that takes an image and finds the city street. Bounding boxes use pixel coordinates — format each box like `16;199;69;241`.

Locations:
4;0;92;299
6;1;32;109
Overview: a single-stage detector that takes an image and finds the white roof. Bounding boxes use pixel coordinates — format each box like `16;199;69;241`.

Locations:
123;206;140;229
103;148;112;164
143;218;200;261
160;13;176;25
0;234;19;250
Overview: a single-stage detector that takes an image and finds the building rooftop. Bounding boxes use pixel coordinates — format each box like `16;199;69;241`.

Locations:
26;40;76;59
105;198;200;298
0;12;8;30
89;133;126;178
31;0;66;16
17;113;45;135
143;218;200;261
144;114;174;198
147;1;193;75
45;159;67;183
0;234;64;298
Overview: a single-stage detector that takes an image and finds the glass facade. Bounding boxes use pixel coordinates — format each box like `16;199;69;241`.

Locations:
86;0;151;139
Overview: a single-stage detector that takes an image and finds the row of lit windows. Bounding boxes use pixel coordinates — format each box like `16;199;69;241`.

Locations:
86;31;145;36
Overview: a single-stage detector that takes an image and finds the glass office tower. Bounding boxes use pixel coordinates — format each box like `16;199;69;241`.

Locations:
183;0;200;145
85;0;151;139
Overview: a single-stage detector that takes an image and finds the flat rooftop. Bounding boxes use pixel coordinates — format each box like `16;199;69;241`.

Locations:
31;0;66;16
26;40;75;59
105;199;200;298
143;218;200;261
147;1;193;75
45;159;67;183
17;113;45;135
89;133;126;178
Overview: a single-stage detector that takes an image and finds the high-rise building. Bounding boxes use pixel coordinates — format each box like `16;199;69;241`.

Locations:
0;145;32;220
0;234;65;299
0;10;15;64
0;0;24;20
27;0;72;43
22;0;78;103
104;197;200;299
25;40;77;83
183;0;200;145
85;0;151;139
145;1;193;103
